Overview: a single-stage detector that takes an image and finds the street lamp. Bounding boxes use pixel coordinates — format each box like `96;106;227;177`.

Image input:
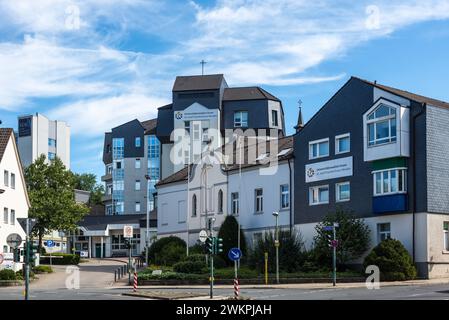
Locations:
272;211;280;284
144;174;151;267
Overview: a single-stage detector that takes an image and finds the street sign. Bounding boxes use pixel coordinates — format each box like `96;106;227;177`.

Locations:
331;240;339;248
17;218;37;235
228;248;242;261
322;226;333;231
123;225;133;238
46;240;55;248
199;230;208;243
0;253;3;264
6;233;22;249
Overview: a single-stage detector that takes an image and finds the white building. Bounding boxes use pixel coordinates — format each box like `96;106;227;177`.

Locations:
0;129;30;261
156;136;293;247
17;113;70;168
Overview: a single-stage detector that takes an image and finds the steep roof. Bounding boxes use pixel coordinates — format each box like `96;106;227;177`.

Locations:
173;74;225;91
0;128;13;162
223;87;280;102
141;118;157;135
156;165;190;187
355;77;449;110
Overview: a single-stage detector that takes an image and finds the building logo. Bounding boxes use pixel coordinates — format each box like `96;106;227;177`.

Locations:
307;168;315;178
175;112;183;120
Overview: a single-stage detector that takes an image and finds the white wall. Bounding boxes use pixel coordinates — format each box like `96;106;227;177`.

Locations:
0;133;29;254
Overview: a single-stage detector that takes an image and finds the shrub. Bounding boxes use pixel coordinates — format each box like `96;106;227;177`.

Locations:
249;229;307;273
313;208;370;269
183;253;226;269
173;261;206;274
148;236;186;266
40;253;80;265
217;216;247;266
363;238;417;281
0;269;17;280
189;243;205;255
33;265;53;274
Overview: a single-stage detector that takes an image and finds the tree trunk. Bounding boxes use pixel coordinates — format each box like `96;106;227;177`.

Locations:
38;229;43;254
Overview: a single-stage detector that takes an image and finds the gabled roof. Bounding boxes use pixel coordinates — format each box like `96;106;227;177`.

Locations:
354;77;449;110
0;128;13;162
141;118;157;135
173;74;225;91
223;87;281;102
156;165;190;187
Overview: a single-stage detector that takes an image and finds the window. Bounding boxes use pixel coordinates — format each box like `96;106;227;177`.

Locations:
184;121;190;135
135;202;141;213
309;138;329;159
255;189;263;213
10;210;15;225
10;173;15;190
135;137;141;148
335;133;350;154
107;164;113;175
3;245;7;253
336;182;350;202
107;184;113;195
280;184;289;209
231;192;239;215
309;185;329;205
377;223;391;243
234;111;248;127
3;208;8;224
112;138;125;159
193;123;200;140
202;128;209;142
444;222;449;251
48;152;56;160
135;159;141;169
106;205;113;215
192;194;197;217
271;110;279;127
4;170;8;187
48;138;57;147
218;190;223;214
135;180;141;191
367;104;397;146
184;150;190;165
373;168;407;196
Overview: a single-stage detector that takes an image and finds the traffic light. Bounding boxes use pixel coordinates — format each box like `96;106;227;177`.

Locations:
205;237;213;254
216;237;223;254
326;233;333;247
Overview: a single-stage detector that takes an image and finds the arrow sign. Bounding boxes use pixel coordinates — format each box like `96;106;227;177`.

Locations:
228;248;242;261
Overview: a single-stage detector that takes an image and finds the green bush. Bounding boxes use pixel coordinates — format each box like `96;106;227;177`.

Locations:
40;253;80;265
0;269;17;280
217;216;247;266
148;236;186;266
249;229;307;273
33;265;53;274
173;261;206;274
363;238;417;281
189;243;205;255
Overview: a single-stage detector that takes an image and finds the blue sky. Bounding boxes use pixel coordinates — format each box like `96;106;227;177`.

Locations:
1;0;449;180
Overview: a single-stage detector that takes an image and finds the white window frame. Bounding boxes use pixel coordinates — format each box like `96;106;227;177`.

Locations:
280;184;289;209
367;104;397;147
309;138;329;160
231;192;239;215
335;133;350;155
135;137;141;148
444;222;449;252
372;168;407;196
255;188;263;213
135;202;141;213
3;208;8;224
309;185;329;206
135;159;141;169
10;173;15;189
271;109;279;127
4;170;9;187
336;181;350;202
135;180;141;191
10;209;15;225
377;223;391;243
234;111;248;128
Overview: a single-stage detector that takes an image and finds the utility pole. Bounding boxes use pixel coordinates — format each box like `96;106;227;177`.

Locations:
273;212;280;284
145;174;151;266
25;219;30;300
208;217;215;299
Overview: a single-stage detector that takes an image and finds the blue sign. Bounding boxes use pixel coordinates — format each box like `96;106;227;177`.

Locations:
322;226;333;231
228;248;242;261
46;240;55;247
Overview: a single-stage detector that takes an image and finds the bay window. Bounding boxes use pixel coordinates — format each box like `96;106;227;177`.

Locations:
373;168;406;196
367;104;397;146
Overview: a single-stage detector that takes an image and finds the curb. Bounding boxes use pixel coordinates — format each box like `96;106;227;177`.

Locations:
122;292;226;300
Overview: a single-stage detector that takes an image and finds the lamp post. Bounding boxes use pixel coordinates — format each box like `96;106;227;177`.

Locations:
144;175;151;267
273;211;280;284
208;217;216;299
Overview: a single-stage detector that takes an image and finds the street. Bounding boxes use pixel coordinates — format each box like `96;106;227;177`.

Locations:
1;260;449;300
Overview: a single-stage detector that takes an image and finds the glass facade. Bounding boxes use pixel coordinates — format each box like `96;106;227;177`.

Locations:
112;138;125;215
147;135;160;211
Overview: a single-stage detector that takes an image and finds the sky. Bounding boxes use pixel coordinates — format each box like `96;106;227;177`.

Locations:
1;0;449;179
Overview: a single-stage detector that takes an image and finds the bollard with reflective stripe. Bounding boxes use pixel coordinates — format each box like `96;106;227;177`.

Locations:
133;272;138;292
234;278;239;299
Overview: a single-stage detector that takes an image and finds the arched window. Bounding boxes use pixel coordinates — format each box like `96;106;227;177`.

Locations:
218;190;223;213
367;104;397;146
192;194;197;217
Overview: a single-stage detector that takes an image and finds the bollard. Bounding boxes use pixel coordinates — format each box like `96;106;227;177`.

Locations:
234;278;240;299
114;270;117;282
133;272;138;292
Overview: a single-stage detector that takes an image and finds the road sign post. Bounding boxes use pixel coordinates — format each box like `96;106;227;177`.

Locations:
323;223;339;286
228;248;242;299
264;252;268;285
123;226;133;285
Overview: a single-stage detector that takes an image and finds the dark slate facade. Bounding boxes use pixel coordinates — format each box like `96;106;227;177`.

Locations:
293;77;428;224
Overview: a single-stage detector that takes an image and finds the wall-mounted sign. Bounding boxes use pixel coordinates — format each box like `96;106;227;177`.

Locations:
18;117;32;137
305;156;353;183
174;111;218;121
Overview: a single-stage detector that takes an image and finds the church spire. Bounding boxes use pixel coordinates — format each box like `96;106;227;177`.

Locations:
295;99;304;132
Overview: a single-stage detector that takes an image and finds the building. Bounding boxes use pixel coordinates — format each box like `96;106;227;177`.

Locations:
0;128;30;267
17;113;70;168
293;76;449;278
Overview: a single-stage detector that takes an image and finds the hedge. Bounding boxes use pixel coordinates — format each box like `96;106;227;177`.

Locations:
40;253;80;265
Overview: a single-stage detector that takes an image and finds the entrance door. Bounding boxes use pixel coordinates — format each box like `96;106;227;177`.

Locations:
95;243;106;258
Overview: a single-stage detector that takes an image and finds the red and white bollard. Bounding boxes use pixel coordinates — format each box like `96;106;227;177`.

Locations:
234;278;239;299
133;272;138;292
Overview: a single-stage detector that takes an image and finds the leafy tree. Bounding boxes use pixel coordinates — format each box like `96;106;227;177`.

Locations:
25;155;90;252
217;215;247;265
249;229;307;273
313;208;370;269
364;238;417;281
72;172;104;206
147;236;186;266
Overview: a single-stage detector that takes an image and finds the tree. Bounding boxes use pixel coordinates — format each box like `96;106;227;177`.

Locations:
217;215;247;266
72;172;104;206
364;238;417;281
25;155;90;252
313;208;370;269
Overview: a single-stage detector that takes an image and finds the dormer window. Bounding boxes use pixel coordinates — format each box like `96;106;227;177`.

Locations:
367;104;397;146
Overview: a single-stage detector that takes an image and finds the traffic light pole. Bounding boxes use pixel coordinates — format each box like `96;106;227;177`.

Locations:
25;219;30;300
332;225;337;287
210;252;214;299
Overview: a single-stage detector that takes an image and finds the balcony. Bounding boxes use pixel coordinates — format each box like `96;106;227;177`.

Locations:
373;194;408;214
101;173;112;182
102;194;112;202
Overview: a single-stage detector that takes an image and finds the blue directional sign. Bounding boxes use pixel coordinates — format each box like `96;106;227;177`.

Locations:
46;240;55;247
322;226;334;231
228;248;242;261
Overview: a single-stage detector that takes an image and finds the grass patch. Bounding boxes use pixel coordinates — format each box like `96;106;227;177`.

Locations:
33;265;54;274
